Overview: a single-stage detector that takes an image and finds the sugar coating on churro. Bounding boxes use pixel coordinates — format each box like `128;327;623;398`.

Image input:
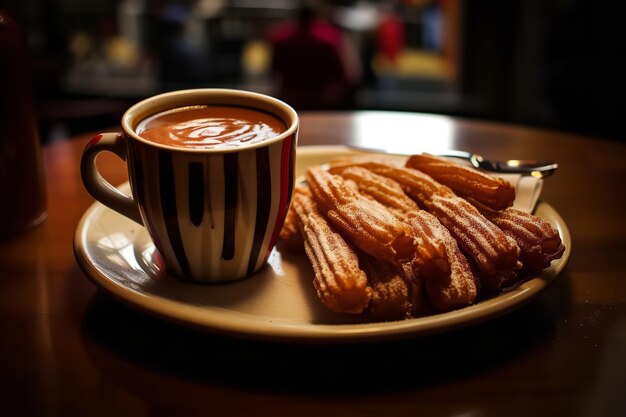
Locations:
279;204;303;252
403;211;450;285
307;167;417;264
359;253;423;320
483;207;565;273
341;161;521;291
407;153;515;211
339;166;420;221
408;211;479;311
276;153;565;321
425;194;521;290
332;161;454;203
332;164;479;311
292;192;371;314
278;185;311;252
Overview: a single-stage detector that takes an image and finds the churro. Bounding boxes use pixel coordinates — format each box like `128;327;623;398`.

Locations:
425;194;521;291
335;165;478;309
334;161;521;290
338;166;419;221
278;185;311;252
406;211;479;310
306;166;417;264
291;192;371;314
482;207;565;274
336;167;453;287
406;153;515;211
277;153;564;321
359;253;427;320
329;160;454;202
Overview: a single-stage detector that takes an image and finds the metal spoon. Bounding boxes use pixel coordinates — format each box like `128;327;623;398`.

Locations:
348;146;559;178
437;150;558;178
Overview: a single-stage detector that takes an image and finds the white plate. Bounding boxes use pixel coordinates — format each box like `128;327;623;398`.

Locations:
74;146;571;342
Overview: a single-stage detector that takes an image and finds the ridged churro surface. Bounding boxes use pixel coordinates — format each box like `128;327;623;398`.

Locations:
407;153;515;211
408;211;479;310
340;162;521;291
335;164;479;310
278;186;311;252
292;192;371;314
483;207;565;274
330;160;453;202
359;254;425;320
307;167;416;264
276;153;565;321
426;194;521;291
339;166;420;221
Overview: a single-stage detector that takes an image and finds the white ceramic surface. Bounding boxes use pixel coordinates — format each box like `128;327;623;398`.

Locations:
74;146;571;342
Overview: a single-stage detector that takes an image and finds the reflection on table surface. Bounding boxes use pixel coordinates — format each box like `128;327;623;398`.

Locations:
1;111;626;417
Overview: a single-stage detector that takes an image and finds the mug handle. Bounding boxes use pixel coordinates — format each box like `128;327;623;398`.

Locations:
81;132;143;225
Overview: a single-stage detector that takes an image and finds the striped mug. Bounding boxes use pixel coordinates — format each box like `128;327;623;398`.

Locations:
81;89;298;282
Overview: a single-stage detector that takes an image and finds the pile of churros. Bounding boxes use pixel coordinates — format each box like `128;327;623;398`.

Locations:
279;153;566;321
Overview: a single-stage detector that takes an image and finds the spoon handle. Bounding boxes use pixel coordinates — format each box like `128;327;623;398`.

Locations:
346;145;557;177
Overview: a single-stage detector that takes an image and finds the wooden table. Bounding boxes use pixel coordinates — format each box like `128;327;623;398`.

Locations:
2;111;625;416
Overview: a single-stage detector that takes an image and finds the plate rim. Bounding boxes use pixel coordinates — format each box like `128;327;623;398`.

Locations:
74;145;572;342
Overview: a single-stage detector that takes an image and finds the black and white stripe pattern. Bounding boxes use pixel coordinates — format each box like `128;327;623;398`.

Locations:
127;134;296;282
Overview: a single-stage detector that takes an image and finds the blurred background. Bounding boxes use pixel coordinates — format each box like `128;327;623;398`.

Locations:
2;0;623;143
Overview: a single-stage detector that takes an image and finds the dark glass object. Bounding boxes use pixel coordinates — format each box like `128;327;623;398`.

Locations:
0;10;46;240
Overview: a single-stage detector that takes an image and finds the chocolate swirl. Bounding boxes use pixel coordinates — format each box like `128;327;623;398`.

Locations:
137;106;286;150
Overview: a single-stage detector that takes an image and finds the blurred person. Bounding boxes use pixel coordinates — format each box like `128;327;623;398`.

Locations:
373;2;405;90
376;3;405;65
268;4;360;109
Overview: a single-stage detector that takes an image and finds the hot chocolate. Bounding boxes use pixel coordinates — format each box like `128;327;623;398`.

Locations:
136;105;286;150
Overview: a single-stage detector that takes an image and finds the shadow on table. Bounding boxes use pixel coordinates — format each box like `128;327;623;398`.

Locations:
78;270;572;398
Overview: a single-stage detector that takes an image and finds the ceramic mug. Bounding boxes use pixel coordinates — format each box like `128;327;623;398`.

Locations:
81;89;298;282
